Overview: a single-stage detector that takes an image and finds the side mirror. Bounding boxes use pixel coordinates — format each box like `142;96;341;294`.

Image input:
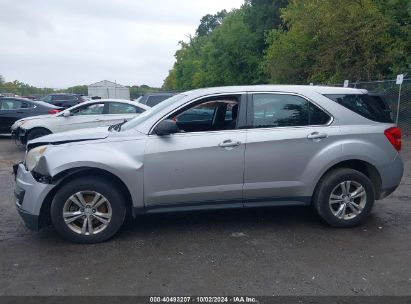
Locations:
62;110;71;117
154;119;179;136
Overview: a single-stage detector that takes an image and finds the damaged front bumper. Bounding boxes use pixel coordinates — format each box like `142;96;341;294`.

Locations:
11;127;27;144
14;163;55;231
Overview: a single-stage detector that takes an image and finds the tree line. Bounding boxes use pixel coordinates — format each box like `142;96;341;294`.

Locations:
163;0;411;90
0;76;160;100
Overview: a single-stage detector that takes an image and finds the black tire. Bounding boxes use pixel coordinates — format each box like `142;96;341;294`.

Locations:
50;177;126;243
313;168;375;227
26;128;51;142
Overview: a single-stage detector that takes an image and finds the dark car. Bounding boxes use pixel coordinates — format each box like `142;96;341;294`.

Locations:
139;93;176;107
0;97;61;135
41;93;87;108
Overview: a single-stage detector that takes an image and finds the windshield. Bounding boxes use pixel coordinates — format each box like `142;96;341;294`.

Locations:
121;94;186;131
41;95;52;103
31;99;59;108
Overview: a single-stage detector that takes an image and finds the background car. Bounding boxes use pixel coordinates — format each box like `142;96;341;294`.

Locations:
0;97;62;135
138;92;176;107
12;99;150;143
40;93;88;108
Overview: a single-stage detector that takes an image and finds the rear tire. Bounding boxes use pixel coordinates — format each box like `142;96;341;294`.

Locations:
50;177;126;243
313;168;375;227
26;128;51;142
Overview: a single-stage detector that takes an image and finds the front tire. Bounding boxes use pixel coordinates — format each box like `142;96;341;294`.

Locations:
50;177;126;243
313;168;375;227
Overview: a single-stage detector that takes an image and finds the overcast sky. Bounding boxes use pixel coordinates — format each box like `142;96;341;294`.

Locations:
0;0;243;88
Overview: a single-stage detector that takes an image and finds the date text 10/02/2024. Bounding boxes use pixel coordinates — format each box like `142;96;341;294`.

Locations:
149;297;258;303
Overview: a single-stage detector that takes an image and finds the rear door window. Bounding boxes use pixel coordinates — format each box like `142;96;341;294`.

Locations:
42;95;52;103
250;94;331;128
71;103;105;116
251;94;309;128
68;95;79;101
324;94;393;123
108;103;144;114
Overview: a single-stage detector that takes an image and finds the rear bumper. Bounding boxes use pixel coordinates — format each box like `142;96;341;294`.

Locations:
379;185;399;200
14;163;55;231
378;154;404;200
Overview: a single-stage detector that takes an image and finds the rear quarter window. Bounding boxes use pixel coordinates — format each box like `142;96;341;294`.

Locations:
324;94;393;123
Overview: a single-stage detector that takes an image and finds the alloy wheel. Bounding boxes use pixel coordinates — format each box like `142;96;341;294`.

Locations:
329;181;367;220
62;191;112;235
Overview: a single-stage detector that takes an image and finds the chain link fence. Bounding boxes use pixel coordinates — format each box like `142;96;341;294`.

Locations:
333;78;411;136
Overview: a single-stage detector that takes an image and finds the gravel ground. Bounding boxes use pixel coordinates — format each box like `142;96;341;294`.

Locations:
0;137;410;296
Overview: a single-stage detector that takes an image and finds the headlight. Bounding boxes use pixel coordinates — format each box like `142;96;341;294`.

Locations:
25;145;48;171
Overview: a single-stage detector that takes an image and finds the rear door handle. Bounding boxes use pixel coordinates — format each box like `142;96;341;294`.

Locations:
218;140;241;149
307;132;328;140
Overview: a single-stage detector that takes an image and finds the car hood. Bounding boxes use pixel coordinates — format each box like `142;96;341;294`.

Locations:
27;127;110;149
12;114;54;129
24;114;54;121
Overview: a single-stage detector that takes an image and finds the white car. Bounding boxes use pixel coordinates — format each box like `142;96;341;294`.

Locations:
11;99;150;144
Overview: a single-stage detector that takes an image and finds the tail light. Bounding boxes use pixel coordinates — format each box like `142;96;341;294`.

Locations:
384;127;402;152
48;109;61;115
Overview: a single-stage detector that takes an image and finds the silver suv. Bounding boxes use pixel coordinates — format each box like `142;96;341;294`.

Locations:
14;86;404;243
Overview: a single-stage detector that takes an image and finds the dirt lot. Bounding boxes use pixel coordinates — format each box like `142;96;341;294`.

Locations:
0;137;410;296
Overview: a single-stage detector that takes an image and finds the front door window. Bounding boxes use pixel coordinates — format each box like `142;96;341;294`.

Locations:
167;97;239;133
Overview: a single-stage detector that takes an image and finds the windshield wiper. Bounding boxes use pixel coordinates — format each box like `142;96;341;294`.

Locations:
108;119;128;132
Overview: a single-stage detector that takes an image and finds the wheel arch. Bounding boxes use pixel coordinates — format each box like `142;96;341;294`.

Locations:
313;159;382;202
24;127;53;144
39;167;134;228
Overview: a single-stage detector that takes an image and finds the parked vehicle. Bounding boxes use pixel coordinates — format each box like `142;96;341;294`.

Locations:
14;85;404;243
11;99;150;144
139;92;176;107
41;93;87;108
20;96;38;100
0;97;62;135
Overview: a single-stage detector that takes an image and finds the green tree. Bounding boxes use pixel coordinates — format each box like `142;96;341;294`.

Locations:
196;10;227;37
374;0;411;75
65;85;88;95
263;0;396;84
243;0;288;61
0;75;4;93
163;0;288;89
164;36;208;90
128;85;161;99
0;79;54;96
199;9;262;86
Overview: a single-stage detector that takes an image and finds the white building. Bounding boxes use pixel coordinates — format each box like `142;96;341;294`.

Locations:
88;80;130;100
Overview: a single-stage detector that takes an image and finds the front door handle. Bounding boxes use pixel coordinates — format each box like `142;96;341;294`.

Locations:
307;132;328;140
218;140;241;149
